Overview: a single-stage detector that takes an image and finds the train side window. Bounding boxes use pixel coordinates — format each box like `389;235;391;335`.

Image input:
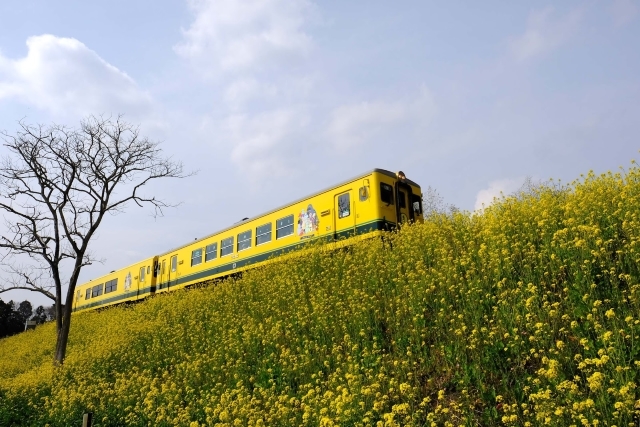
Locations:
161;260;166;274
105;279;118;293
171;255;177;272
140;267;146;282
91;284;103;298
85;288;91;299
191;248;203;266
238;230;252;251
256;223;272;245
147;266;150;274
221;237;234;256
411;194;422;215
276;215;294;239
380;183;394;205
398;191;406;209
338;193;350;218
205;243;217;262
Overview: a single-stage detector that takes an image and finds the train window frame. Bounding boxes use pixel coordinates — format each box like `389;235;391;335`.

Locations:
411;194;422;215
91;284;103;298
105;279;118;294
191;248;203;266
338;193;351;218
139;267;146;282
237;230;252;252
256;222;272;245
161;260;166;274
205;243;218;262
276;215;294;239
171;255;177;272
85;288;91;300
221;236;234;257
380;183;394;205
147;266;150;274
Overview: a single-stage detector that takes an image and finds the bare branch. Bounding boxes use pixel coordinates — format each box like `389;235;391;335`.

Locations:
0;263;56;300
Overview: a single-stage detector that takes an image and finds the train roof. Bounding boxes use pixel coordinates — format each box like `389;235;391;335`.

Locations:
78;255;157;287
157;168;420;257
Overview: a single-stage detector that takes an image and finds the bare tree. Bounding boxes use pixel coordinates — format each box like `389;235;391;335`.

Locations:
422;186;458;219
0;116;188;364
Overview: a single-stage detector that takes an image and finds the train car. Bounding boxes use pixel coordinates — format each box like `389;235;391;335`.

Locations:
72;169;422;312
73;256;158;313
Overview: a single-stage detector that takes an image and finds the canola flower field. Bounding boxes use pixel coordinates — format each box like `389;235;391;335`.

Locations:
1;166;640;427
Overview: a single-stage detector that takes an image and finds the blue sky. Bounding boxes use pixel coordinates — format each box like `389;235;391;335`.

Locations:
0;0;638;306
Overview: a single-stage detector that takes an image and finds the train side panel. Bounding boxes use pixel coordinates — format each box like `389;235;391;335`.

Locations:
73;256;158;313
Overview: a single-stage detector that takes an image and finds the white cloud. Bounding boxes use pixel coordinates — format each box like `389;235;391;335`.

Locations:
328;101;406;150
474;178;525;211
327;87;436;151
223;109;309;181
611;0;638;27
509;7;582;62
0;35;153;119
224;78;278;110
175;0;314;74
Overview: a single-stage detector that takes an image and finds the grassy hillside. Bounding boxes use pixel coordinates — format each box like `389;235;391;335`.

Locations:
1;166;639;426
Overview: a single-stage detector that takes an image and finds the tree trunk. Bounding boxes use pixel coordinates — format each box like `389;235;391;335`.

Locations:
54;311;71;365
55;293;62;335
54;262;82;364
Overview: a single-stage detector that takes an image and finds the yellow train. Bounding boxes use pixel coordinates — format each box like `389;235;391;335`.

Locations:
72;169;423;313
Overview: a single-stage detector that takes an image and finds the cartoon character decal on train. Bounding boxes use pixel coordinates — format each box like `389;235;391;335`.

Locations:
298;204;319;238
124;272;132;292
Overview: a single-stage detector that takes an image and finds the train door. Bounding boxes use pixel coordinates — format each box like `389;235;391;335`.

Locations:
137;264;147;297
73;290;81;311
150;256;159;294
158;258;168;290
395;180;415;224
334;190;355;239
168;254;179;290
